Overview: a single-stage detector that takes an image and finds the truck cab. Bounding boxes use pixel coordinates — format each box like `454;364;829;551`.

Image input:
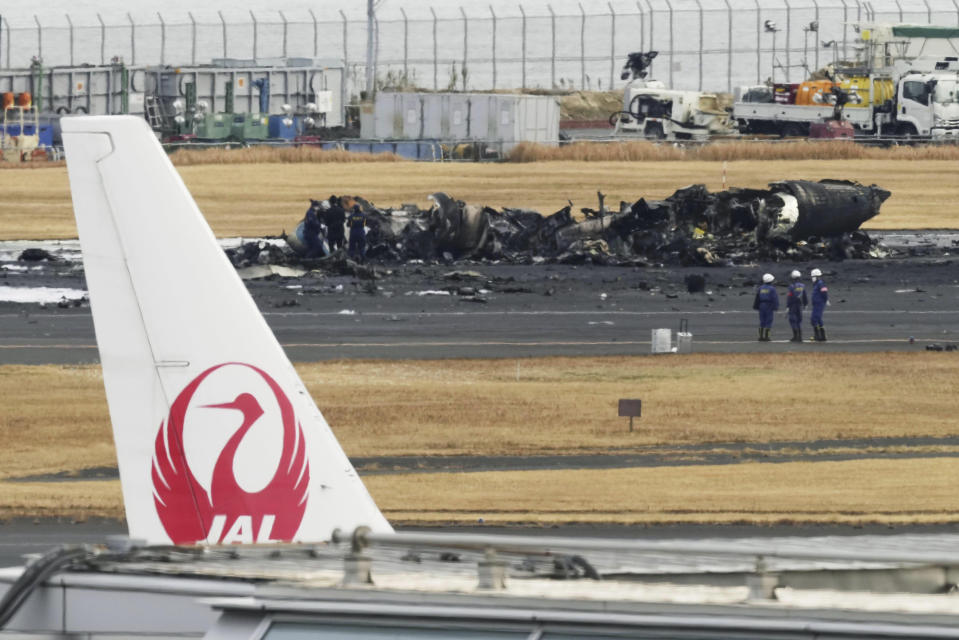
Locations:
894;59;959;138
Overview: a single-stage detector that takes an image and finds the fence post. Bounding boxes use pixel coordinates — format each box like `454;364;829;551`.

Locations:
127;13;135;65
188;12;197;65
694;0;703;90
220;10;228;59
519;4;527;89
549;4;556;88
338;9;349;106
635;2;644;56
374;12;381;92
839;0;847;62
665;0;674;87
647;0;655;77
34;15;42;62
3;16;8;69
608;3;616;90
754;0;761;84
490;5;497;89
158;12;166;66
279;10;288;59
579;2;586;89
97;13;105;65
784;0;791;82
954;0;959;26
339;9;349;90
895;0;903;22
812;0;820;70
724;0;732;92
923;0;932;23
400;8;408;78
65;14;74;67
248;11;256;60
431;7;438;90
309;9;318;57
461;7;468;90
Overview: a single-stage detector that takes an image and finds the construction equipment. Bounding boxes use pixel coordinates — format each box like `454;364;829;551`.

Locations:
611;51;734;140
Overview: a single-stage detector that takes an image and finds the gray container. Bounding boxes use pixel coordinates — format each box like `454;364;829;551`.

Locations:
0;61;345;126
372;93;422;139
146;63;345;126
0;65;146;116
364;92;559;152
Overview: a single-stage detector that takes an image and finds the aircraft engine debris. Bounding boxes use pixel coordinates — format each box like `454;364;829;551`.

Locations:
278;180;889;267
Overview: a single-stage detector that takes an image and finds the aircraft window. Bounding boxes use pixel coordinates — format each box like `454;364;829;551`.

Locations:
264;622;527;639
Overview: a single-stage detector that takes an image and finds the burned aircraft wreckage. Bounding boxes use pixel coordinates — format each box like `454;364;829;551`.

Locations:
276;180;890;268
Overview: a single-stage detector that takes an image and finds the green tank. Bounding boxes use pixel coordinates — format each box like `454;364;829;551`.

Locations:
230;113;270;140
194;113;231;140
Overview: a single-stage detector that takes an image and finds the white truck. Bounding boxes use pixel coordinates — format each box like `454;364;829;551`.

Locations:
733;58;959;139
612;51;733;140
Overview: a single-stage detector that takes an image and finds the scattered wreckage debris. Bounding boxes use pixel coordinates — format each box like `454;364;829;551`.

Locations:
18;248;58;262
275;180;889;269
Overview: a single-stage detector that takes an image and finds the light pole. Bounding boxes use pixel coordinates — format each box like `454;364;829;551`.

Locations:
764;19;779;84
365;0;376;97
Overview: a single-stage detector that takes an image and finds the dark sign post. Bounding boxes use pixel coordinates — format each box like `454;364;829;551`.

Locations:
618;398;642;432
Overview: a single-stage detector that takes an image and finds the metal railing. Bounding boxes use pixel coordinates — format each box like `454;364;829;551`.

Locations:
2;1;959;98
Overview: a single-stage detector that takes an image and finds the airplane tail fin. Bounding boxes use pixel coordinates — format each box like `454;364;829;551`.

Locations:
61;116;391;545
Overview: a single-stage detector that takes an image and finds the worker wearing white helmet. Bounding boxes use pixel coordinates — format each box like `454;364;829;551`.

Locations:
785;270;808;343
810;268;829;342
752;273;779;342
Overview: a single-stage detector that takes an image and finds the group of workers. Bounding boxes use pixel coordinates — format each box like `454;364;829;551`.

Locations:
302;197;369;261
753;268;829;342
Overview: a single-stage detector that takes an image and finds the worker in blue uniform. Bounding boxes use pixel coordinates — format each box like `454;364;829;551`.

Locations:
810;267;829;342
325;196;346;251
302;200;323;258
786;269;808;343
753;273;779;342
348;205;367;262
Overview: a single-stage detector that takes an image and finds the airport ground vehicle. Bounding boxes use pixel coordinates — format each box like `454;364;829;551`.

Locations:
733;57;959;140
611;51;734;140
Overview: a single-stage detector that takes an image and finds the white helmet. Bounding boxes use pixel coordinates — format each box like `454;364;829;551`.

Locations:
810;268;822;277
790;270;801;279
762;273;775;283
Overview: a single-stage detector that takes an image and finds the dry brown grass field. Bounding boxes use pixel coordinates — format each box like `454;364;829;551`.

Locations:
2;353;958;522
5;457;957;523
0;158;956;240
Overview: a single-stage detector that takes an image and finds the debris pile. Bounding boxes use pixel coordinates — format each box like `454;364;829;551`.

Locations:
281;180;890;267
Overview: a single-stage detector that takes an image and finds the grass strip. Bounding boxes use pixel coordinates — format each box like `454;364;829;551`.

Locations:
0;159;955;240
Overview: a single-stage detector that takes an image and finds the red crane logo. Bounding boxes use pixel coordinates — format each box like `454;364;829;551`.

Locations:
152;363;310;545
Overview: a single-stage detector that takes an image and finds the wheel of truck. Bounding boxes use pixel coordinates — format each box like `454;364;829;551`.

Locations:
897;123;918;140
645;122;665;140
608;111;628;127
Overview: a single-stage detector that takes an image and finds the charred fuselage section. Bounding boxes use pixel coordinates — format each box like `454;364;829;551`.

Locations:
285;180;890;266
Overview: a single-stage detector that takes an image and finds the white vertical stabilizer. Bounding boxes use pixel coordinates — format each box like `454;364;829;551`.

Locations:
62;116;391;545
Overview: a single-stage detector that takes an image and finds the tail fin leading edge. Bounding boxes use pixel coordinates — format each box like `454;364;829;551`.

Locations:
62;116;391;544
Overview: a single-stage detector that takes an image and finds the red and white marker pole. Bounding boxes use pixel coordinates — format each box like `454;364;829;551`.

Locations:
722;160;728;191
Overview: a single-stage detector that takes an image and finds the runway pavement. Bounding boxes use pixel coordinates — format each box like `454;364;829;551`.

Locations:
2;259;957;364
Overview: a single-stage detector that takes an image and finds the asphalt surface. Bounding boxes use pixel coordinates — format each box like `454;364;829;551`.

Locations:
1;239;958;364
2;235;958;565
3;519;957;569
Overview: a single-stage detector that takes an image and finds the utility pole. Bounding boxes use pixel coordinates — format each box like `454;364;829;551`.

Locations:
365;0;375;97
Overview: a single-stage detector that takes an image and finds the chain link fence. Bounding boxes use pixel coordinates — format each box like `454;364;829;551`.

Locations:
2;1;959;98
